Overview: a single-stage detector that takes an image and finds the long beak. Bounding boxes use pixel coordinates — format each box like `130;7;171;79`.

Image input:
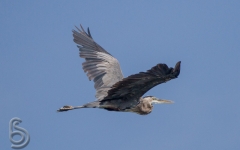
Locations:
152;99;174;104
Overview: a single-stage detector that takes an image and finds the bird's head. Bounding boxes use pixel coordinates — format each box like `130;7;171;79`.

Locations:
143;96;174;105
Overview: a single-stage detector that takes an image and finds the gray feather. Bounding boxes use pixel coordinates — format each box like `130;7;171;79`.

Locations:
73;25;124;100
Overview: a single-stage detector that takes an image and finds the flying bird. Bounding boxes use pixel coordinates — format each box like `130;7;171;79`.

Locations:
57;25;181;115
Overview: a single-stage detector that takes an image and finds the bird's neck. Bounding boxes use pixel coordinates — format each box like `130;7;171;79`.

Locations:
135;100;152;115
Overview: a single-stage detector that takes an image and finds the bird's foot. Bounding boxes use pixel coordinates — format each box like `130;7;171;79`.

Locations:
57;105;74;112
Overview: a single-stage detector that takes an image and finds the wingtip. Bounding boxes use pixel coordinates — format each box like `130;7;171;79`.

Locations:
80;24;85;32
87;27;92;39
173;61;181;77
74;25;82;32
176;61;181;67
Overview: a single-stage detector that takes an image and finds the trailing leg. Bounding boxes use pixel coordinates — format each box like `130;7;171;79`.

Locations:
57;101;100;112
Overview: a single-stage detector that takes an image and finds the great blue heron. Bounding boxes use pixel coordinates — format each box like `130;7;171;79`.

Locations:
57;25;181;115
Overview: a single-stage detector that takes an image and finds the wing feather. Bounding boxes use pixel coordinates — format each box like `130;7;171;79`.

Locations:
102;61;181;101
73;25;124;100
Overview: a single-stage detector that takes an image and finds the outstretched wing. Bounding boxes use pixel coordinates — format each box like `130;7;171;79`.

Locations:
102;61;181;101
73;25;124;100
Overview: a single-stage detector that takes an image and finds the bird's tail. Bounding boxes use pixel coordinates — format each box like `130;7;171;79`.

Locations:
81;101;100;108
57;101;100;112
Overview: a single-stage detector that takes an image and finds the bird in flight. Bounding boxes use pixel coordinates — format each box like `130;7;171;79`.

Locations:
57;25;181;115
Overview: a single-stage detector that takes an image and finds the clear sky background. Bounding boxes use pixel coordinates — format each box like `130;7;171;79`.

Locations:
1;1;240;150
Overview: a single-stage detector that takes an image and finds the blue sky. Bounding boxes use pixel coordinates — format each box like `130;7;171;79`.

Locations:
1;1;240;150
